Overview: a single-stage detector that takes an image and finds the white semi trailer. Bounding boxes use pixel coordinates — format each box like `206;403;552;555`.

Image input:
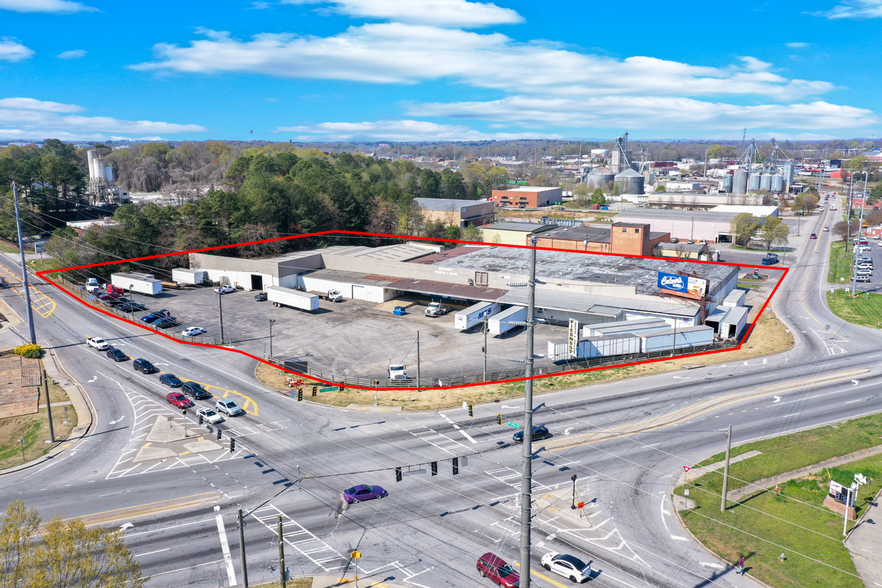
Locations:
267;286;319;312
111;272;162;296
172;268;207;285
488;305;527;336
454;301;501;330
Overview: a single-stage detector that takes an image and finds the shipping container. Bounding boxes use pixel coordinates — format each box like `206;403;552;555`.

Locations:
111;272;162;296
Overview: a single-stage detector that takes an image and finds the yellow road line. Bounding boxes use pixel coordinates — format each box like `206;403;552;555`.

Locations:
53;491;221;528
0;264;56;318
512;562;569;588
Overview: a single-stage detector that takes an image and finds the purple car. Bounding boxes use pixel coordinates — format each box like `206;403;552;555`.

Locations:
343;484;387;503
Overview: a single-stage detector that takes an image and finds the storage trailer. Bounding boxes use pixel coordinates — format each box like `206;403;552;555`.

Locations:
454;302;501;330
111;272;162;296
266;286;319;312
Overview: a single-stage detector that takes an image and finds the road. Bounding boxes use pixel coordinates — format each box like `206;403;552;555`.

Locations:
2;191;880;588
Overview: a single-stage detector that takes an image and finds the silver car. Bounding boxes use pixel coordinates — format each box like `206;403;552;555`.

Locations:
215;398;244;416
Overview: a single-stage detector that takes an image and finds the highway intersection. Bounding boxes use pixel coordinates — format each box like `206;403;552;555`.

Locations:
2;194;881;588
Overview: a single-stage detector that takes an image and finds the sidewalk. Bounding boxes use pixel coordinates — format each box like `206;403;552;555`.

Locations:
309;575;416;588
0;297;94;476
845;489;882;587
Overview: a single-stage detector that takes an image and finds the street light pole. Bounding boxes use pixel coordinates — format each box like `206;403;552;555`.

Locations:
519;234;537;588
269;319;276;358
217;283;225;344
12;182;36;345
570;474;578;509
129;283;135;314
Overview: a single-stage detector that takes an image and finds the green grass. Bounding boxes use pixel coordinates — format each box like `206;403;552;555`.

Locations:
675;413;882;588
826;289;882;329
827;241;852;284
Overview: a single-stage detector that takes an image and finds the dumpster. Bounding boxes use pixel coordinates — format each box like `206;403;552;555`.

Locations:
394;306;406;316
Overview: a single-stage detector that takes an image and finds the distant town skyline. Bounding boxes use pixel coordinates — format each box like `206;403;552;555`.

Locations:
0;0;880;142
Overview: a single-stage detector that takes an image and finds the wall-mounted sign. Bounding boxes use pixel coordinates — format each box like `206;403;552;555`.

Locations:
657;272;709;300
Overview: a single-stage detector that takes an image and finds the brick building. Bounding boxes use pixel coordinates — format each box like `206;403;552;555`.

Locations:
534;223;669;256
490;186;563;208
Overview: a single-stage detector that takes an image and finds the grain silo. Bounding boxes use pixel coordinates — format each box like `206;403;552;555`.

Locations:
614;168;645;194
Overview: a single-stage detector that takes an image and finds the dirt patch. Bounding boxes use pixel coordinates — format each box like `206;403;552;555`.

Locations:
256;307;792;409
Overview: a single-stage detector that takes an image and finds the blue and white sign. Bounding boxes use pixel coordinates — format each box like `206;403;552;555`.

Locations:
658;272;688;293
657;272;708;299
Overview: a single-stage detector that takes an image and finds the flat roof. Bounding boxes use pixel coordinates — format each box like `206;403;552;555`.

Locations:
431;246;736;297
496;186;561;193
415;198;489;211
617;209;746;223
385;278;508;300
302;269;399;287
539;226;611;243
482;222;556;234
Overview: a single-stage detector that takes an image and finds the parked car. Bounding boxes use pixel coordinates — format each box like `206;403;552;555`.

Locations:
343;484;387;503
107;297;131;306
254;292;267;301
182;326;206;337
215;285;236;294
182;381;212;400
117;302;147;313
166;392;192;409
477;553;519;588
133;358;158;374
541;552;592;583
513;424;551;443
153;317;178;329
197;408;224;425
159;373;184;388
106;348;128;362
140;309;170;323
216;398;243;416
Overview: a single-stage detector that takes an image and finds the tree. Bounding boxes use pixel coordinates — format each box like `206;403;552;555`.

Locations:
590;189;606;206
869;183;882;204
833;220;859;242
759;215;789;250
0;500;145;588
573;183;591;198
866;209;882;227
654;185;666;192
731;213;758;246
792;193;818;215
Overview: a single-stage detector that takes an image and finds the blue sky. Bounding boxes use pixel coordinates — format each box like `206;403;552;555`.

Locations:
1;0;881;142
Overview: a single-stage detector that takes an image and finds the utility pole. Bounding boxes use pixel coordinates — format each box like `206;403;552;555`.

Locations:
12;182;36;345
278;515;286;588
720;425;733;512
269;319;276;358
850;171;870;297
416;331;420;388
218;284;225;345
238;508;248;588
483;320;488;382
43;369;54;443
846;173;854;254
520;234;538;588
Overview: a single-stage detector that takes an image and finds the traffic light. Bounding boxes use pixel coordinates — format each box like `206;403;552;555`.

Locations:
497;413;503;426
395;467;402;482
452;457;459;475
467;402;474;417
312;386;317;397
431;462;437;476
198;414;204;425
297;388;303;402
229;437;236;452
217;428;222;440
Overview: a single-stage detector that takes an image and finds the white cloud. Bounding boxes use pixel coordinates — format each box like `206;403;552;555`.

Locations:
275;119;559;141
0;97;208;140
57;49;86;59
406;96;877;131
281;0;523;27
0;38;34;62
0;0;97;13
250;1;271;8
816;0;882;18
786;42;810;48
133;24;834;100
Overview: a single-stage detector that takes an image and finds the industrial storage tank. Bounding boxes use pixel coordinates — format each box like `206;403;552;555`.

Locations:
586;166;615;191
614;168;645;194
748;173;761;192
760;173;772;191
771;174;784;193
733;169;748;194
783;163;794;184
723;173;733;193
104;165;113;183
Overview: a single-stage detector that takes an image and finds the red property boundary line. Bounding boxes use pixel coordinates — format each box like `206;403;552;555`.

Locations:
37;230;788;391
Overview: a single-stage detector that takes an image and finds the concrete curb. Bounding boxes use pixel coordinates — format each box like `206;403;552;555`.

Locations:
309;573;415;587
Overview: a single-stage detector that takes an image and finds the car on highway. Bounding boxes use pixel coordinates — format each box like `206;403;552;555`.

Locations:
541;552;591;583
197;408;224;424
810;233;817;239
159;373;183;388
182;326;206;337
166;392;192;409
254;292;267;301
133;358;158;374
215;285;236;294
106;348;128;362
477;553;519;588
182;381;212;400
823;227;830;232
86;336;110;351
153;317;179;329
216;398;244;416
512;424;551;443
343;484;388;503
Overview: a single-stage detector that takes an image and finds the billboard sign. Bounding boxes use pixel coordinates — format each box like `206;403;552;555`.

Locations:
657;272;709;300
568;319;580;358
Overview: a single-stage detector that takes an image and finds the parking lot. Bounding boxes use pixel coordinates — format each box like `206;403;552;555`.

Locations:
120;285;571;383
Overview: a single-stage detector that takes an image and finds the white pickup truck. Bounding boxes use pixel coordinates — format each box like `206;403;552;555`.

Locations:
86;336;110;351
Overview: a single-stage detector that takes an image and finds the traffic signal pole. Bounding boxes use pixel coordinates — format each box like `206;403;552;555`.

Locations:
520;235;537;587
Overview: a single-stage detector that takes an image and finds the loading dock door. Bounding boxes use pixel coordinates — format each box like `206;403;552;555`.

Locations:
251;274;263;291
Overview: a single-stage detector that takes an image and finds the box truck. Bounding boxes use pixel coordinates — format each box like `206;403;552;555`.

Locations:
454;301;501;330
308;289;343;302
172;268;207;285
111;272;162;296
267;286;319;312
85;278;100;293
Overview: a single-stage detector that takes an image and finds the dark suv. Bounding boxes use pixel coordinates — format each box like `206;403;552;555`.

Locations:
182;381;212;400
133;358;158;374
153;317;178;329
478;553;519;588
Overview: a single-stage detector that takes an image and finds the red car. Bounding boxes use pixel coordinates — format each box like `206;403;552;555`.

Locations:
810;233;817;239
477;553;519;588
166;392;192;409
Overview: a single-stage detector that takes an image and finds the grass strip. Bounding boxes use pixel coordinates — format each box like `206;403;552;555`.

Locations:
826;289;882;329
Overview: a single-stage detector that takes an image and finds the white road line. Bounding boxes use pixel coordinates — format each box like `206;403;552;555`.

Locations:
460;430;477;444
134;548;169;557
215;511;237;586
845;399;862;404
782;413;801;418
671;535;689;541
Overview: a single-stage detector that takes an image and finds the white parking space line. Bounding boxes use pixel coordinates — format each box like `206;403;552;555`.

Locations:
215;510;237;586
